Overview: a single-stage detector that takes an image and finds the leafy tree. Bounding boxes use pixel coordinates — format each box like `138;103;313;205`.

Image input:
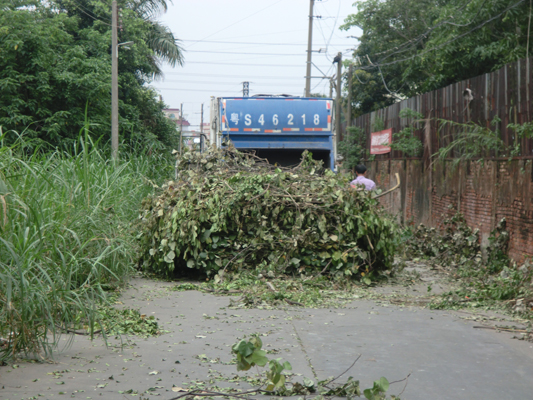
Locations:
0;0;183;149
341;0;443;116
0;5;110;145
341;0;533;115
416;0;533;91
338;126;367;170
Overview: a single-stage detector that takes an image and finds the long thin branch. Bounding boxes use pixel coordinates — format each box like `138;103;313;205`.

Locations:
169;387;265;400
321;355;362;387
473;325;529;333
390;372;412;397
222;245;256;272
55;324;102;336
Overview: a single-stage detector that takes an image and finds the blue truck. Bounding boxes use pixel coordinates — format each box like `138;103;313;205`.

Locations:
209;95;337;171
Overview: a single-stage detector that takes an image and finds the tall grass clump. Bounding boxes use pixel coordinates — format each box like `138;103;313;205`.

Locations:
0;126;173;362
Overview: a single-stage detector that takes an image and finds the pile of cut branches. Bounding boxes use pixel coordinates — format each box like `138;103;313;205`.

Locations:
405;212;481;268
137;147;396;281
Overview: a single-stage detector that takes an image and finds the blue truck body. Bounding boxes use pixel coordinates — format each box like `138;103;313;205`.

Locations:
210;96;336;171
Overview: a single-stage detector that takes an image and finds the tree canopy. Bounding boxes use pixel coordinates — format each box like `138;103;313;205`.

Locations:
342;0;533;116
0;0;183;149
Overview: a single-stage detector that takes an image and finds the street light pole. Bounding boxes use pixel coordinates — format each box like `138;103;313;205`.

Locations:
111;0;118;159
335;52;342;150
111;2;133;160
347;64;353;129
305;0;314;97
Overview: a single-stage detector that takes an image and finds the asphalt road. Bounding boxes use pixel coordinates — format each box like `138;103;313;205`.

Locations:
1;277;533;400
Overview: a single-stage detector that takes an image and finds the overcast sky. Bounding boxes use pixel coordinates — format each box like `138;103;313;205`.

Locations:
151;0;361;127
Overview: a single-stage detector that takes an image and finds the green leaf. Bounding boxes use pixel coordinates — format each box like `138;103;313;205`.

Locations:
233;340;255;357
289;257;300;266
303;377;314;388
247;349;268;367
363;388;374;400
187;259;195;268
378;377;389;392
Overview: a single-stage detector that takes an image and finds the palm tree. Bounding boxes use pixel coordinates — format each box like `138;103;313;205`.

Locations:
129;0;184;77
145;21;184;77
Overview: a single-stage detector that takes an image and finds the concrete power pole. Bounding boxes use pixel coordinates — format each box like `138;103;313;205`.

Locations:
200;103;204;152
242;82;249;97
305;0;314;97
111;0;118;159
335;52;342;148
347;64;353;129
179;103;183;155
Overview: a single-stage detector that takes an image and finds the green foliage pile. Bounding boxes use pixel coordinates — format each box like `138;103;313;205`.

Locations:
404;212;513;272
403;212;532;313
98;308;160;337
138;148;397;280
171;273;377;310
405;212;482;267
0;132;173;362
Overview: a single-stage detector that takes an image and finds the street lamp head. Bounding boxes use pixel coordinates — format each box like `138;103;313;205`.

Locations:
116;41;134;58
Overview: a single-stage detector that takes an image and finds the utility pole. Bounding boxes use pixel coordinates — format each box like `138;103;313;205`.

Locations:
111;0;118;159
179;103;183;155
305;0;314;97
335;52;342;147
347;64;353;129
329;77;334;98
200;103;204;152
242;82;249;97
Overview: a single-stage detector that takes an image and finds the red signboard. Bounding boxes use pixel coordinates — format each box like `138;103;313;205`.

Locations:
370;128;392;154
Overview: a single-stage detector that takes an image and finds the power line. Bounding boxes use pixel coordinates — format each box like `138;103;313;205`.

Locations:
180;39;348;46
184;61;334;68
369;0;488;62
315;0;342;62
158;79;305;87
69;0;113;26
358;0;526;70
156;88;303;95
212;29;307;41
185;50;304;56
162;72;304;80
156;88;238;93
185;0;285;49
350;0;526;96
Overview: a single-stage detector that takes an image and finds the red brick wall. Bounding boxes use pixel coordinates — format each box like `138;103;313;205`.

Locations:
368;159;533;263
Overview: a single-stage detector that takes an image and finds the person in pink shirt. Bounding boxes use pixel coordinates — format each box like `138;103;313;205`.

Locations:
350;164;376;191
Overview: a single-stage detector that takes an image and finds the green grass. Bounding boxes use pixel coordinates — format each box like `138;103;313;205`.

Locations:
0;127;173;362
